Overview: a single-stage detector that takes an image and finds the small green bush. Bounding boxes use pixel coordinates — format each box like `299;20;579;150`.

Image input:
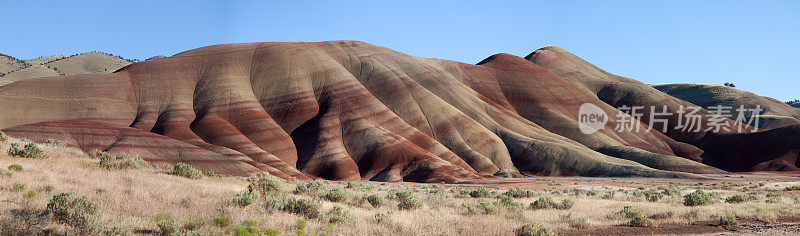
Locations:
469;187;491;198
44;184;55;192
13;182;25;191
154;212;180;235
503;188;537;198
396;191;422;210
183;219;205;230
324;188;348;202
25;190;37;199
324;205;352;224
295;180;324;194
7;164;22;171
628;215;652;227
45;139;66;147
234;188;261;207
725;194;758;203
170;163;202;179
497;195;524;212
282;197;322;218
718;214;738;226
47;192;100;229
466;202;497;215
213;217;231;227
366;194;385;208
515;223;555;236
530;197;556;210
247;174;284;195
784;185;800;191
8;142;49;159
683;190;714;206
0;131;7;142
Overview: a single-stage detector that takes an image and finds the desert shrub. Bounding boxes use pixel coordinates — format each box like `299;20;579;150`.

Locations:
683;190;714;206
47;192;100;229
282;197;322;218
628;215;652;227
44;184;55;192
324;205;352;224
503;188;537;198
0;131;7;142
682;209;701;223
765;197;782;203
247;174;284;195
324;188;348;202
7;164;22;171
183;219;205;230
234;188;261;207
366;194;385;207
204;171;221;177
8;142;49;159
24;190;37;199
396;191;422;210
648;211;674;220
718;214;738;226
497;196;524;212
170;163;202;179
294;180;324;194
153;212;189;236
556;199;574;210
657;186;680;196
45;139;66;147
515;223;555;236
115;154;149;170
466;202;497;215
560;213;588;228
213;217;231;228
469;187;491;198
725;194;758;203
13;182;25;191
530;197;556;210
784;185;800;191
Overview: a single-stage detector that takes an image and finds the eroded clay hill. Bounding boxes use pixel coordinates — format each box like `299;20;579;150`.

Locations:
1;41;798;182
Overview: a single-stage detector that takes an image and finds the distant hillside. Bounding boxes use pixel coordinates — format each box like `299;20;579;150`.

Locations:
653;83;800;129
0;52;135;86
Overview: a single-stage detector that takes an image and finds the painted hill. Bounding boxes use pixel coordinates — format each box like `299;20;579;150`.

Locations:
1;41;798;183
0;52;134;86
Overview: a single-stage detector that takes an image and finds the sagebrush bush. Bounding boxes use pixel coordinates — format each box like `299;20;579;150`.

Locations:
515;223;555;236
324;205;352;224
93;151;149;170
25;190;37;199
47;192;100;229
366;194;385;208
0;131;7;142
45;139;66;147
530;197;572;210
295;180;324;194
725;194;758;203
281;197;322;218
684;190;715;206
247;174;284;195
396;191;422;210
325;188;348;202
213;217;231;228
13;182;25;191
466;202;497;215
170;163;202;179
234;188;261;207
503;188;537;198
718;214;738;226
7;164;22;171
8;142;49;159
469;187;491;198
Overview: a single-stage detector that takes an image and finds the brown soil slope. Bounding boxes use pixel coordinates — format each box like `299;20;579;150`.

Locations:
1;41;798;182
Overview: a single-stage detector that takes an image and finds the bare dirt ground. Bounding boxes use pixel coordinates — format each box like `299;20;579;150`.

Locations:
2;136;800;235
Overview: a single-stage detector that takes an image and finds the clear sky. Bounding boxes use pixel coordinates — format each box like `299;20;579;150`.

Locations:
2;0;798;101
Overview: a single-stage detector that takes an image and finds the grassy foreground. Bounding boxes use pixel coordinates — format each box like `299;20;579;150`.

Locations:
2;135;800;235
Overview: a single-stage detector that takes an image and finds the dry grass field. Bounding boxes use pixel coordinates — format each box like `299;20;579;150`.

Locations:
2;134;800;235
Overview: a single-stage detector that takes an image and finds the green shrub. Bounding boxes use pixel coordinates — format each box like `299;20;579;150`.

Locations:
324;205;352;224
366;194;385;208
530;197;572;210
683;190;714;206
784;185;800;191
628;215;652;227
0;131;7;142
765;197;782;203
25;190;37;199
7;164;22;171
295;180;324;194
296;218;307;236
718;214;738;226
503;188;536;198
497;195;524;212
247;174;284;195
515;223;555;236
648;211;674;220
469;187;491;198
154;212;180;235
213;217;231;228
8;142;49;159
282;197;322;218
45;139;66;147
396;191;422;210
566;216;589;229
13;182;25;191
47;192;100;229
183;219;205;230
234;188;261;207
44;184;55;192
170;163;202;179
725;194;758;203
325;188;348;202
466;202;497;215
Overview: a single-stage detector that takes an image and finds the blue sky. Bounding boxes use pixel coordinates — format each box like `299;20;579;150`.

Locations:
2;0;798;101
